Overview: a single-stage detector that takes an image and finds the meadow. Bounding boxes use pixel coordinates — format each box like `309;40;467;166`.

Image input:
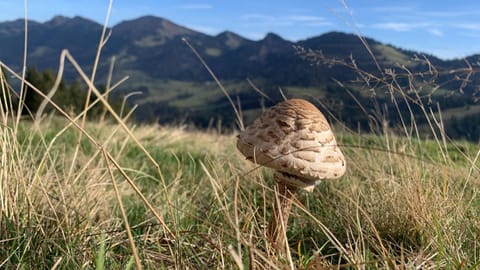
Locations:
1;73;480;269
1;15;480;270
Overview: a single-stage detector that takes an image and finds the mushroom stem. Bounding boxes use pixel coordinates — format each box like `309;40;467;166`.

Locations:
267;179;298;253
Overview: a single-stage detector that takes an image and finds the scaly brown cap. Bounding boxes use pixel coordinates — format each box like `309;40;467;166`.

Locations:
237;99;346;191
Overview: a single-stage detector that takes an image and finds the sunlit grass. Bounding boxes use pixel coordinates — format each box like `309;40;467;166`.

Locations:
1;110;479;269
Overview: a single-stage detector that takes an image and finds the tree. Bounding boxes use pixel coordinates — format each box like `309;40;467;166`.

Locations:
0;67;18;116
23;66;60;115
23;66;127;120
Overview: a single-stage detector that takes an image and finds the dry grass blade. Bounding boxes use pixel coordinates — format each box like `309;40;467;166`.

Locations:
14;1;29;132
182;37;244;130
1;52;177;240
103;149;142;269
228;245;244;270
103;149;174;239
58;50;178;237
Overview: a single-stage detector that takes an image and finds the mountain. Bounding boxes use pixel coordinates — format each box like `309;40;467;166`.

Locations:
0;16;103;71
0;15;479;140
0;16;421;83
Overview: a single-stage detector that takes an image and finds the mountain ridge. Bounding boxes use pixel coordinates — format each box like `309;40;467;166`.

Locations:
0;15;479;140
0;15;476;94
0;15;467;70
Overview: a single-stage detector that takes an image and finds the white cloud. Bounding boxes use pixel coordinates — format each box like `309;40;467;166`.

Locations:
366;6;480;34
287;15;332;27
355;23;366;28
241;14;292;27
241;13;332;28
367;6;480;19
373;22;420;31
177;4;213;10
305;21;333;27
368;6;414;13
372;20;480;36
372;22;446;37
420;10;480;18
241;14;275;21
286;15;326;22
428;28;443;37
455;23;480;30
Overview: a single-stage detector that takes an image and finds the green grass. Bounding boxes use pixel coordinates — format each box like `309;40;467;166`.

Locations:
438;103;480;119
372;44;414;67
126;80;238;108
204;48;223;57
1;113;479;269
284;86;327;100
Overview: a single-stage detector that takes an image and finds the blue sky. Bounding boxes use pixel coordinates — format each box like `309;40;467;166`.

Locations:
1;0;479;59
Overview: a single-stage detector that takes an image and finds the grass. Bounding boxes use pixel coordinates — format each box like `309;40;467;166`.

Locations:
1;111;479;269
371;44;414;67
437;103;480;119
1;6;480;269
284;85;328;100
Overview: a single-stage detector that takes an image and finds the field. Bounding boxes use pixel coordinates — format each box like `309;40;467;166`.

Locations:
1;85;480;269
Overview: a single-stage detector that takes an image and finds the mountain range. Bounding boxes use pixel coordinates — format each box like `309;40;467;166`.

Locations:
0;15;479;140
0;15;460;83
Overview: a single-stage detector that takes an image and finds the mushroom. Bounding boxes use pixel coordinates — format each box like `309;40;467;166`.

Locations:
236;99;346;252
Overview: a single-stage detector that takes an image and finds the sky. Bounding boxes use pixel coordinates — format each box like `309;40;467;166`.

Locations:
1;0;480;60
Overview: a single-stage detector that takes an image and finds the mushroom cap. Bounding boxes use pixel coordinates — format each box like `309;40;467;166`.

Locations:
237;99;346;191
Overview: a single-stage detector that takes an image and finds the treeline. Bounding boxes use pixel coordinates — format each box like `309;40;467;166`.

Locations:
319;84;480;142
445;114;480;142
2;66;125;119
